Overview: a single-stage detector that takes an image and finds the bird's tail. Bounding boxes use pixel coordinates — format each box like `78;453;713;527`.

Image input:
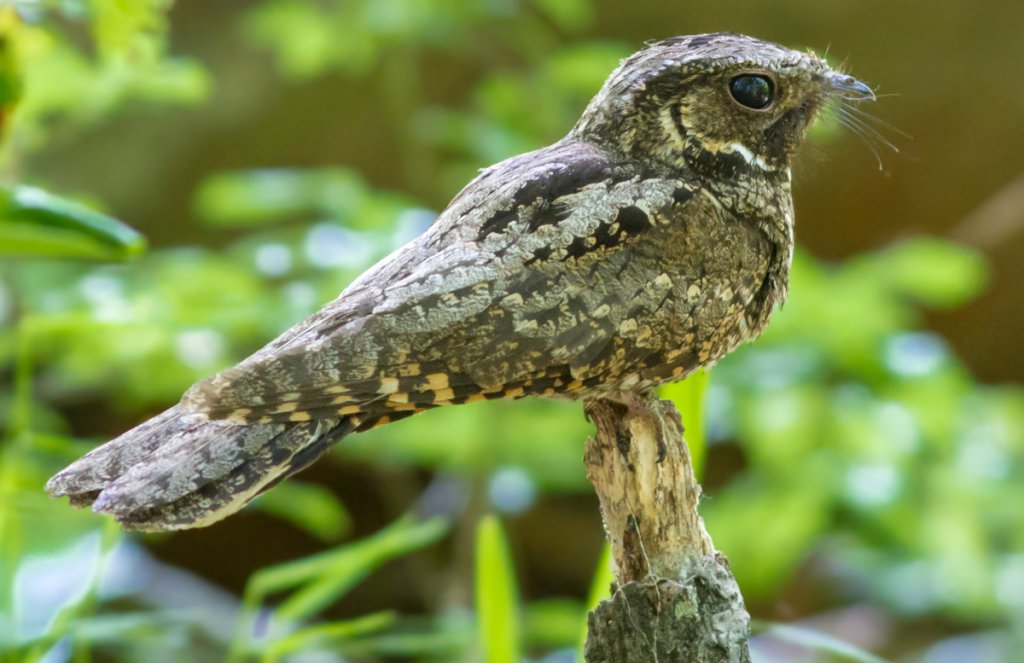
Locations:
45;405;352;531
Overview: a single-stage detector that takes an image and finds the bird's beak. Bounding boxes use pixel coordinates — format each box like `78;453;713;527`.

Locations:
827;72;875;100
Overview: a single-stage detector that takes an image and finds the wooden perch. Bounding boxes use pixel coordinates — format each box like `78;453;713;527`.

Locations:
583;395;751;663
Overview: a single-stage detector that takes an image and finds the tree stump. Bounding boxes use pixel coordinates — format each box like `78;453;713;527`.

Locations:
583;395;751;663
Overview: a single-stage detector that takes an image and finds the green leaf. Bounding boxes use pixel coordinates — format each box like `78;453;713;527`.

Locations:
753;621;892;663
475;514;520;663
578;542;613;660
252;480;352;542
809;104;845;141
660;368;710;478
703;474;832;598
194;169;320;227
524;598;584;649
0;9;24;117
242;0;345;79
870;237;989;309
194;167;413;231
49;610;191;645
0;185;146;260
531;0;594;31
90;0;169;57
583;541;614;611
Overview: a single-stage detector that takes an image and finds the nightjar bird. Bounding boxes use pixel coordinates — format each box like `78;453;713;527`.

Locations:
47;33;874;531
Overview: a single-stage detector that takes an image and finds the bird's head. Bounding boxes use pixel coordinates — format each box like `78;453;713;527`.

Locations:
573;32;874;177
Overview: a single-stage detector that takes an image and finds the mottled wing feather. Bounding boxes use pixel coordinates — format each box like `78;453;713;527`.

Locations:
182;141;701;422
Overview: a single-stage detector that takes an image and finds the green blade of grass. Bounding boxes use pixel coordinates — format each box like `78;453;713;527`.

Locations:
659;367;710;479
524;598;585;650
475;514;520;663
275;515;447;622
252;480;352;542
577;542;613;661
335;613;473;660
753;620;892;663
261;611;396;663
228;514;448;662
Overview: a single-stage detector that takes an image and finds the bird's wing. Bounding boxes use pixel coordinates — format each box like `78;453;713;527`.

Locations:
181;140;702;423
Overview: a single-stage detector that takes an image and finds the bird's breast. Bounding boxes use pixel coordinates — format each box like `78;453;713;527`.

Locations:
579;200;787;394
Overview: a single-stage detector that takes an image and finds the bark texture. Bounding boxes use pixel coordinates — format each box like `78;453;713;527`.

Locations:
583;396;751;663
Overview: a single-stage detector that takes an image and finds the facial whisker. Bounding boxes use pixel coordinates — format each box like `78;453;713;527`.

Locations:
837;100;913;140
835;115;885;170
834;107;901;155
830;101;904;149
835;107;900;149
823;103;897;172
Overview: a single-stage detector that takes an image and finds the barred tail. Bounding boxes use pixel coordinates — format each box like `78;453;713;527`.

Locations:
45;405;353;531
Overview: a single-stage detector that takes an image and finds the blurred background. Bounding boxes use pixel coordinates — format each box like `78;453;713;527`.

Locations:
2;1;1023;662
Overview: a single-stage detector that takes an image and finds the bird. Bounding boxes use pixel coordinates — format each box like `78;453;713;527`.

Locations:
46;32;874;531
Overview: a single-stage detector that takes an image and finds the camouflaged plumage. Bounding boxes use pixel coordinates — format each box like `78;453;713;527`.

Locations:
47;33;873;530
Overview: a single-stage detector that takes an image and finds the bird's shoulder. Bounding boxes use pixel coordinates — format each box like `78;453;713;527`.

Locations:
429;138;701;247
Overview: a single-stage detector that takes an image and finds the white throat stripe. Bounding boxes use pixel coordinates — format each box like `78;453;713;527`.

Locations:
724;142;774;171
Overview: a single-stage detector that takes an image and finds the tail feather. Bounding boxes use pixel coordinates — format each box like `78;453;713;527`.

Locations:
46;405;352;531
113;418;350;531
90;415;294;514
46;406;189;496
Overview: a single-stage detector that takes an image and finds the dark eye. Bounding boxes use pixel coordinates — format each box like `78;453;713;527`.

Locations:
729;75;774;110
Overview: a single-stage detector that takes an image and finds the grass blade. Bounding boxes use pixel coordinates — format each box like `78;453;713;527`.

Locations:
228;514;449;662
475;514;520;663
261;611;395;663
576;542;613;661
754;621;892;663
659;368;709;478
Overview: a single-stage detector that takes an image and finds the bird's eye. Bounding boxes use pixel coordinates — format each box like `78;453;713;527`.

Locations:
729;75;774;110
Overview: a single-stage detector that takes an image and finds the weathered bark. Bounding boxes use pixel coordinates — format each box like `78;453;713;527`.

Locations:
583;395;751;663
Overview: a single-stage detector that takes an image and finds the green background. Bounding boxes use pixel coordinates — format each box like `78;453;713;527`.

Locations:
1;1;1023;662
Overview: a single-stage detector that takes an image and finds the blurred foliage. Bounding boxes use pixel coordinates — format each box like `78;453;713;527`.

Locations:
475;515;520;663
414;40;631;192
1;2;1022;663
752;621;890;663
228;515;448;661
245;0;595;80
0;0;207;159
706;242;1019;616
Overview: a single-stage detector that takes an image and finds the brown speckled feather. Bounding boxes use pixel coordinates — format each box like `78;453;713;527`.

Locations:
46;32;873;530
